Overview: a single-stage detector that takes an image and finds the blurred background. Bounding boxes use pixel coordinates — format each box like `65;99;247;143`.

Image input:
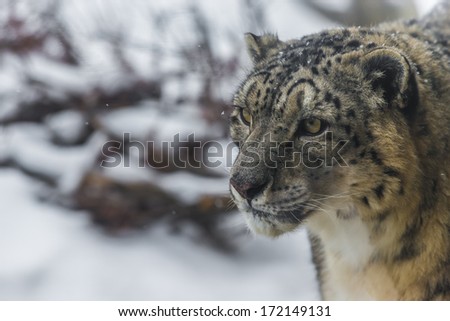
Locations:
0;0;439;300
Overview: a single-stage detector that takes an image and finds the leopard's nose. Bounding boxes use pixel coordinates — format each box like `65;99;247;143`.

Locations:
230;177;268;201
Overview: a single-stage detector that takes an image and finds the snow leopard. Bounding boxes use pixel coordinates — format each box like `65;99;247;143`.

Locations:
229;2;450;300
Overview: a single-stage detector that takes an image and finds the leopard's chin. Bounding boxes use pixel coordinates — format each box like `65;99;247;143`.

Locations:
242;208;310;237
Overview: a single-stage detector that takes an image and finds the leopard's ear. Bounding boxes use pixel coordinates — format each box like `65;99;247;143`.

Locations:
244;33;283;65
362;48;418;114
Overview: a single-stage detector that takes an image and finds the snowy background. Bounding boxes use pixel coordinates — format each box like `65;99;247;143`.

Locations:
0;0;439;300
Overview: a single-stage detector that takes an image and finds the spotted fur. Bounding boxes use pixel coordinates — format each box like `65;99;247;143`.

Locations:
230;2;450;300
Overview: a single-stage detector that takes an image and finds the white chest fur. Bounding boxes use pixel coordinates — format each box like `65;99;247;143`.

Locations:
307;212;398;300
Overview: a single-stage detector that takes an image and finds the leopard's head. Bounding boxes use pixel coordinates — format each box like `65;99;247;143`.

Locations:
230;32;419;237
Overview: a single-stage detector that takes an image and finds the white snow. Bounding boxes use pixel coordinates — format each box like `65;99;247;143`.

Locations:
25;55;93;96
99;100;221;142
45;110;87;145
414;0;441;17
151;171;229;204
0;123;106;193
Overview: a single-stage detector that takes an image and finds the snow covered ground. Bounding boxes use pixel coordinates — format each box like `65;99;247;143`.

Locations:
0;168;319;300
0;0;440;301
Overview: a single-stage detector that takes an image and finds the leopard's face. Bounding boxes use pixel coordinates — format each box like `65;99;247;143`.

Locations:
230;32;419;237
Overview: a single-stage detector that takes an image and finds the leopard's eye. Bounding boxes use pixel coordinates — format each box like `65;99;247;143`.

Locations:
299;118;327;136
239;108;252;126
